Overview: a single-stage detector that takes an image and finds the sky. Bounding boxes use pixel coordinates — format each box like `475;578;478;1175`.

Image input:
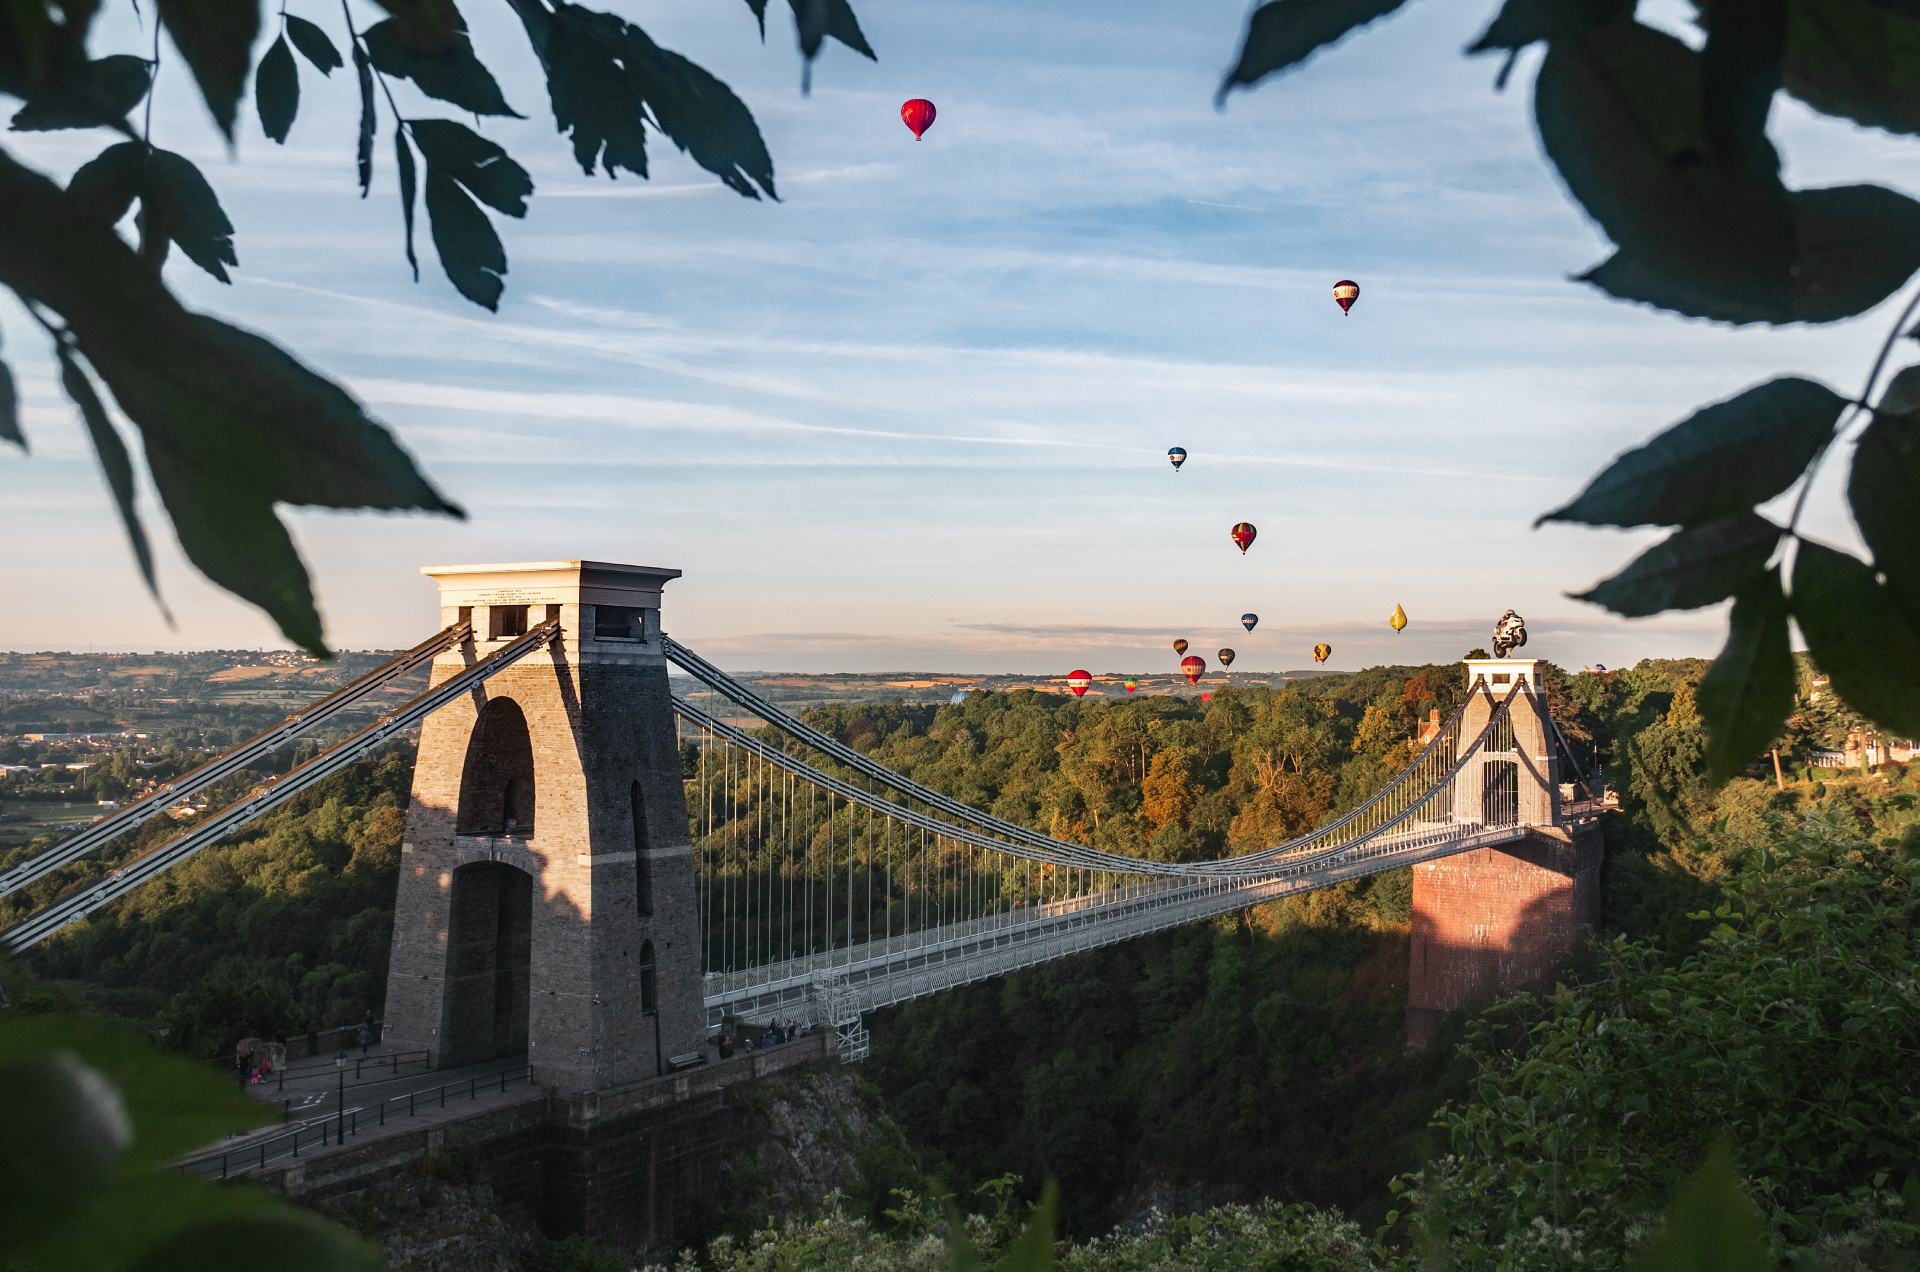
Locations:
2;0;1916;674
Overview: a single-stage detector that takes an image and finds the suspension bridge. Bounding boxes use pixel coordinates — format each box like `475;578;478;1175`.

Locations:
1;560;1608;1074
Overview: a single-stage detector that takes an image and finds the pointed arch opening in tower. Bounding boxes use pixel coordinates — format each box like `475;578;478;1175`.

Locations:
457;697;536;836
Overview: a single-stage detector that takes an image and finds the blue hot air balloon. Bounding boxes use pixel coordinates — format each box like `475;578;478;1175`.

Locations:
1168;448;1187;472
950;691;967;705
1241;613;1258;632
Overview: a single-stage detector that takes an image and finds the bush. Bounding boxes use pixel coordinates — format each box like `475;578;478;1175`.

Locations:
533;1234;621;1272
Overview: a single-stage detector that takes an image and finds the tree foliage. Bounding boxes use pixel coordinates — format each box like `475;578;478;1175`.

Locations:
0;0;871;654
1219;0;1920;786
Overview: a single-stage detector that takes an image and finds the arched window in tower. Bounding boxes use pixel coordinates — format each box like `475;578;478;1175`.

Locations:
632;779;653;915
456;697;536;836
638;940;657;1015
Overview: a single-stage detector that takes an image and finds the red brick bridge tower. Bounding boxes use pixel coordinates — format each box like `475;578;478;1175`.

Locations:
1405;657;1605;1046
381;561;708;1094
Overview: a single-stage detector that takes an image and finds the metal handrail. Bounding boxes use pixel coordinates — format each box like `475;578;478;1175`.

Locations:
0;623;472;899
179;1063;539;1179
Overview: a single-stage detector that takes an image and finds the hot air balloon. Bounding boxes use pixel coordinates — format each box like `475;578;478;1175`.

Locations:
1168;447;1187;472
1230;522;1257;554
1180;655;1206;685
1241;613;1258;632
950;691;967;705
1313;643;1331;664
1124;678;1138;694
1173;639;1189;655
1067;670;1092;697
1217;648;1235;668
901;98;936;140
1390;603;1408;633
1333;279;1359;314
1200;692;1213;703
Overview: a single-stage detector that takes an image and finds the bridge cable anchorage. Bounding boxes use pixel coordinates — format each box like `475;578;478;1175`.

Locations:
0;621;475;900
0;619;561;953
674;669;1546;1042
666;636;1506;878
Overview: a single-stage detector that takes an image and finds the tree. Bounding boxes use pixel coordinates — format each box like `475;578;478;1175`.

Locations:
1219;0;1920;785
0;0;871;654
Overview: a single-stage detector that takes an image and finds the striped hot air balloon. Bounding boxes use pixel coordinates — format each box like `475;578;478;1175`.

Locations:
901;99;936;139
1173;639;1189;655
1067;670;1092;697
1230;522;1257;554
1124;678;1138;694
1168;447;1187;471
1181;655;1206;685
1333;279;1359;314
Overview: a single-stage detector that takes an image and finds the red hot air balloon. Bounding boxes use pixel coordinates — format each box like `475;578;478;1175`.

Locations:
1200;692;1213;703
1230;522;1257;554
1173;639;1189;655
901;99;936;140
1181;655;1206;685
1333;279;1359;314
1067;670;1092;697
1124;678;1139;694
1217;648;1235;668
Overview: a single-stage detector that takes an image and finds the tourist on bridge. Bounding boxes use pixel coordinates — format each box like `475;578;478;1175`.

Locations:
358;1026;372;1057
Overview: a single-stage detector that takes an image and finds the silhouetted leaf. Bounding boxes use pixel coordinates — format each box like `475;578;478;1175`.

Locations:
9;54;151;130
58;344;159;597
1789;184;1920;321
395;124;419;281
0;1050;129;1250
1792;540;1920;737
787;0;873;62
1538;21;1796;323
1469;0;1629;51
0;349;20;449
1218;0;1409;102
0;149;463;653
354;42;375;196
140;148;237;282
125;1212;384;1272
1698;0;1789;183
66;139;144;226
255;34;297;144
368;0;460;49
285;15;342;74
1697;567;1795;782
1626;1142;1772;1272
156;0;258;140
365;19;519;116
1540;377;1843;528
1849;365;1920;627
742;0;768;38
407;118;531;214
1572;513;1780;616
0;0;76;103
409;120;527;308
1783;0;1920;134
627;25;777;198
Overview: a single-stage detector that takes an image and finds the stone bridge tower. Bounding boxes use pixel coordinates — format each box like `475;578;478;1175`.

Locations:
381;561;707;1094
1405;658;1605;1046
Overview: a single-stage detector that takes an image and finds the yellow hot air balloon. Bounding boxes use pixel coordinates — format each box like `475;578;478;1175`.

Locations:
1313;643;1331;664
1390;603;1408;633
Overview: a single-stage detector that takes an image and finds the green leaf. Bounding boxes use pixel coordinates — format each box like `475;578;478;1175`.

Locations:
0;347;20;450
0;1050;130;1249
1852;365;1920;627
0;1012;270;1169
1697;567;1796;782
1782;0;1920;135
1540;377;1844;528
156;0;259;140
407;118;532;215
1791;540;1920;737
625;26;778;199
66;139;144;226
396;124;419;281
364;19;519;117
1469;0;1630;52
9;54;152;130
0;149;464;654
1625;1141;1771;1272
1536;21;1796;324
20;1173;331;1272
1572;513;1781;616
255;34;297;144
992;1180;1058;1272
59;344;160;599
125;1211;384;1272
1217;0;1410;103
1787;184;1920;321
140;148;237;283
787;0;874;63
285;15;342;74
353;42;375;197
